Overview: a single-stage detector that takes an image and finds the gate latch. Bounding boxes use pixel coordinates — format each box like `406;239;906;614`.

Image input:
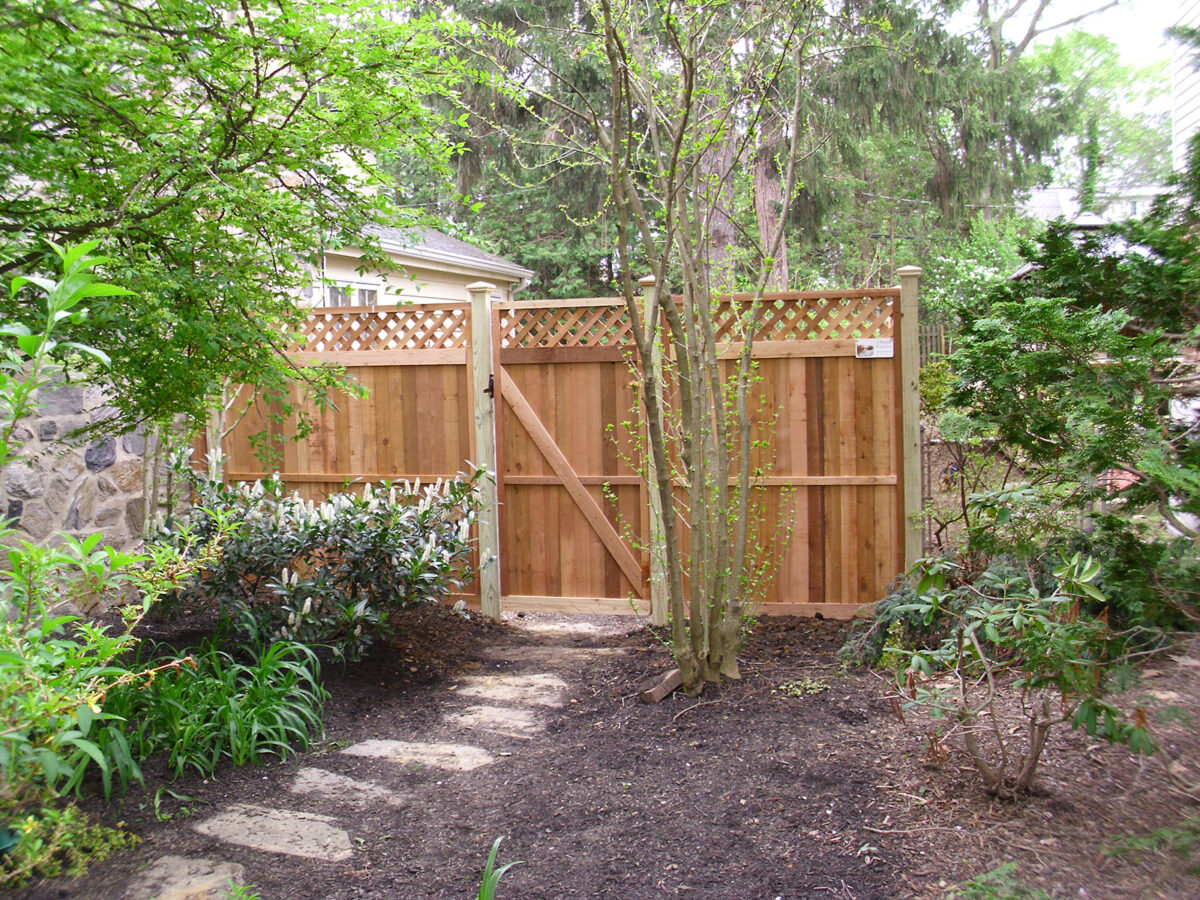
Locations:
484;373;495;398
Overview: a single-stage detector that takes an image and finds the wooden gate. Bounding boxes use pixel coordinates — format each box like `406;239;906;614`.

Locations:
493;299;648;613
218;271;922;619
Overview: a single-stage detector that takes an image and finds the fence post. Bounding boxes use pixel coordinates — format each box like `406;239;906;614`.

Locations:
638;274;668;626
467;282;502;621
896;265;923;572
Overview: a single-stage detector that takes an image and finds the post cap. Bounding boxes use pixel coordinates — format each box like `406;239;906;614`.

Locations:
637;274;657;287
895;266;923;278
465;281;497;293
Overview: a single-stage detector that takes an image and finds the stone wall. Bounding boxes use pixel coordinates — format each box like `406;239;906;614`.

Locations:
2;381;146;551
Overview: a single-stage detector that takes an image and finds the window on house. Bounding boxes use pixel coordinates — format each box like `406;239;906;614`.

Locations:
322;284;379;307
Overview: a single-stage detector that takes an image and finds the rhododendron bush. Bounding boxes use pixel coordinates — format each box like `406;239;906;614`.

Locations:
158;465;486;660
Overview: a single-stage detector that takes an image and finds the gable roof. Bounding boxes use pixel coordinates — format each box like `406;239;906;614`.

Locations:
366;225;533;289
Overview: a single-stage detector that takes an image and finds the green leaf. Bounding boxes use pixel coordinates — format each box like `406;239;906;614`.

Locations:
59;341;112;367
35;747;66;784
15;333;44;357
68;736;106;770
75;284;135;299
10;274;56;296
76;703;96;736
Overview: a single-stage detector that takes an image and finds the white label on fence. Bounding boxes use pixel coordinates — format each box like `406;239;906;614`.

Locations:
855;338;893;359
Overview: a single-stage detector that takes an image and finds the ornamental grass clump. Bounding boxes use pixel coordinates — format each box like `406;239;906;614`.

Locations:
98;641;326;779
160;466;485;660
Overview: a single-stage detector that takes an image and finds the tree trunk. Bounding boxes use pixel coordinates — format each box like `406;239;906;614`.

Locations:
753;115;789;290
699;135;738;293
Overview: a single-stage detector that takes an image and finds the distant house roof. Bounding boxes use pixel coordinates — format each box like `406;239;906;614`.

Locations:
367;225;533;289
1021;187;1080;222
1022;185;1169;224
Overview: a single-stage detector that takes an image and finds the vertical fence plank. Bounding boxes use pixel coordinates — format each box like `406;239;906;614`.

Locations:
490;300;506;542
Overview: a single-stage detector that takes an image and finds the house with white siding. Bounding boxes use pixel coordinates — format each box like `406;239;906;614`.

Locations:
303;226;532;308
1174;0;1200;171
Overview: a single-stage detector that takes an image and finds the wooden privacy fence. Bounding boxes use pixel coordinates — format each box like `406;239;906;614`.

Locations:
219;269;923;621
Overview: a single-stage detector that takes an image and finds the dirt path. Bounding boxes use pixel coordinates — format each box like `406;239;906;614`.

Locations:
15;613;914;900
16;612;1199;900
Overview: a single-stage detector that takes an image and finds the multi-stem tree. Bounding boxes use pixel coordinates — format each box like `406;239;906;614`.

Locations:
608;0;842;690
463;0;852;691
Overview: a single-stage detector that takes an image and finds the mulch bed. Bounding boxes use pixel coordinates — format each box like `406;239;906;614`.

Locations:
11;608;1200;899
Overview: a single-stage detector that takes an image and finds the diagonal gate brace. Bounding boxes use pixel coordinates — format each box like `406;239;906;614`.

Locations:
500;377;645;596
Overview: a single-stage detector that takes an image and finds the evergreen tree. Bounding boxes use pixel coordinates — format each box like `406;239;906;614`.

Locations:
391;0;619;297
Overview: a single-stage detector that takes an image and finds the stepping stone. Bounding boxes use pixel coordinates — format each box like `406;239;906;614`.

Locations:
193;804;353;861
480;645;628;663
456;672;569;707
126;855;245;900
444;704;542;739
515;620;616;637
290;766;406;808
341;739;495;771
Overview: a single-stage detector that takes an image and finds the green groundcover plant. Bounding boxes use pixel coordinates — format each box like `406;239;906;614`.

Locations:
946;861;1055;899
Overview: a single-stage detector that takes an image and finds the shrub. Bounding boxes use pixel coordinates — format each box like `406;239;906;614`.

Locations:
159;465;485;660
1063;516;1200;634
99;641;326;779
896;553;1154;798
839;576;930;668
0;543;143;804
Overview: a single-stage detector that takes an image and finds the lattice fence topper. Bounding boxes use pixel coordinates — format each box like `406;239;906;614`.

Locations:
294;291;896;354
709;294;896;342
498;302;637;349
496;292;895;350
298;306;471;352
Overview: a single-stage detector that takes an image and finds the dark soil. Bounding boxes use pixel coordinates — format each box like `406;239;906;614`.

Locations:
10;608;1200;900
